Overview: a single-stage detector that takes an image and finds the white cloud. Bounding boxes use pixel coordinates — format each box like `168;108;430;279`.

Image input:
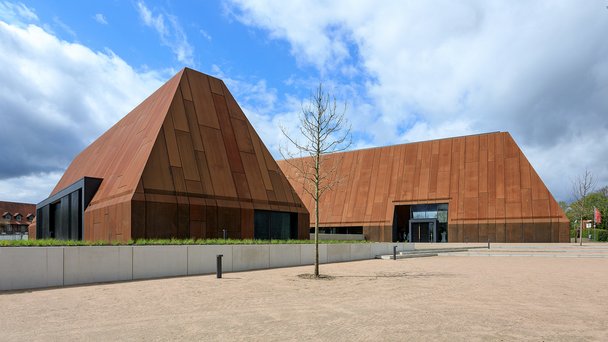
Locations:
0;1;37;25
93;13;107;25
211;65;288;154
226;1;356;72
0;172;62;204
0;20;166;203
212;65;360;161
199;29;211;41
136;0;194;66
226;0;608;201
52;16;76;38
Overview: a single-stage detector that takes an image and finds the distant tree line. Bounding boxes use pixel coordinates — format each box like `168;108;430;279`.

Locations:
560;179;608;241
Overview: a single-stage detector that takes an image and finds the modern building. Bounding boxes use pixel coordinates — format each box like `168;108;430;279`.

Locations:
278;132;569;243
34;68;309;241
0;201;35;236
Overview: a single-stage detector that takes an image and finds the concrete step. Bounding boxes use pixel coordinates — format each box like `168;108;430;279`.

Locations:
438;252;608;258
377;246;490;259
398;247;485;255
377;252;438;260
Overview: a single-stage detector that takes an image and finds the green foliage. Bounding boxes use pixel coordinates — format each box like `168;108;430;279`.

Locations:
568;228;608;242
598;230;608;242
565;188;608;230
0;238;369;247
0;239;109;247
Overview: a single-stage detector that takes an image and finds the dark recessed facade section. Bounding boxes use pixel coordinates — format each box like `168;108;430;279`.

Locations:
36;177;102;240
310;227;364;235
254;210;299;240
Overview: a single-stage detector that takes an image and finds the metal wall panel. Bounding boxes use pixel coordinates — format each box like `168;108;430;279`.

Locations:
279;132;569;243
41;68;308;242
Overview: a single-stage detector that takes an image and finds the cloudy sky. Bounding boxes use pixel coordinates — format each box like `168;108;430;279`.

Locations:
0;0;606;204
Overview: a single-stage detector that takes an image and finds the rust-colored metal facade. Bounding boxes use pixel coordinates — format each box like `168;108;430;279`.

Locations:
42;68;309;241
278;132;569;242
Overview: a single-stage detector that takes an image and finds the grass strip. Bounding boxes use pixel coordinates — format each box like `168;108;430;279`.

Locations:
0;238;371;247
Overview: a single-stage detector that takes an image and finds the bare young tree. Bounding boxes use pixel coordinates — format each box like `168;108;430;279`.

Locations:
280;84;351;278
599;185;608;198
571;169;596;246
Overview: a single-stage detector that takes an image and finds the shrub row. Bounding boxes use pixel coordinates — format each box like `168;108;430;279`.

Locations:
0;238;369;247
598;230;608;242
570;228;608;242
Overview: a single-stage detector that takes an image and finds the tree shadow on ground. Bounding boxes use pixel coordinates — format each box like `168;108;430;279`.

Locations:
297;274;336;280
297;272;457;280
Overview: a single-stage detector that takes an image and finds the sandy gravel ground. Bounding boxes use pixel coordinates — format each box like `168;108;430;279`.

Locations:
1;255;607;341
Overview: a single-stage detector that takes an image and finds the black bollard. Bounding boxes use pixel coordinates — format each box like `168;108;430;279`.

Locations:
393;245;398;260
216;254;223;278
488;239;490;249
223;229;227;241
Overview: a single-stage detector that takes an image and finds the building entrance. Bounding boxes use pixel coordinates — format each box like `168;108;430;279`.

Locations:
409;219;435;242
392;203;449;243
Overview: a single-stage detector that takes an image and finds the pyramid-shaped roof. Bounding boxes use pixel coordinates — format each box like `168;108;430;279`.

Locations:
52;68;305;213
51;70;182;199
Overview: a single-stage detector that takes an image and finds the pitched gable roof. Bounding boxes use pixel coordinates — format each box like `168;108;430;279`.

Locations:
0;202;36;221
278;132;567;226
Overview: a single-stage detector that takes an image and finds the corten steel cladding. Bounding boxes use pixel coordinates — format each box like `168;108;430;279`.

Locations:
278;132;569;243
44;68;309;241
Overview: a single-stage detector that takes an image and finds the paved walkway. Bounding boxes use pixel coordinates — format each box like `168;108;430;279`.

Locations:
413;242;608;258
2;253;606;341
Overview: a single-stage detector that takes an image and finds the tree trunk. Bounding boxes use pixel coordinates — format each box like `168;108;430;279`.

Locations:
314;197;319;277
580;197;584;246
579;216;583;246
314;155;320;277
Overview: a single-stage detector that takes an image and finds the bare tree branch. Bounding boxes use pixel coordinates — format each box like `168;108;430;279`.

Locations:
280;83;351;277
571;169;596;246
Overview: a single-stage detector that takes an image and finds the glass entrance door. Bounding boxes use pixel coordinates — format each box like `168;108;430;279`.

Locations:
408;220;436;242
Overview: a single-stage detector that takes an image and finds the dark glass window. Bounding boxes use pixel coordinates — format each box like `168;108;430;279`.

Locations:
254;211;271;240
254;211;297;240
310;226;363;235
411;204;442;219
50;201;60;239
270;211;291;240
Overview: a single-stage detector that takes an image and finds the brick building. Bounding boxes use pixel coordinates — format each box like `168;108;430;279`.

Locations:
0;201;35;236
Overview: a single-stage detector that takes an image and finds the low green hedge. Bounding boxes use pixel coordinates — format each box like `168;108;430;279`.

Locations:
0;238;371;247
570;228;608;242
598;230;608;242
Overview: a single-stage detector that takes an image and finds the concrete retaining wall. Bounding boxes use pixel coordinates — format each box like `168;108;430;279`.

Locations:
0;242;411;291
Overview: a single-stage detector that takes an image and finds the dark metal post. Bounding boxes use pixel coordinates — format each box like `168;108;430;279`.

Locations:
393;245;398;260
216;254;223;278
223;229;227;241
488;239;490;249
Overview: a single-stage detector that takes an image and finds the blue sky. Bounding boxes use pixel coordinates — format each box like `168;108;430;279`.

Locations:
16;1;304;88
1;0;607;203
